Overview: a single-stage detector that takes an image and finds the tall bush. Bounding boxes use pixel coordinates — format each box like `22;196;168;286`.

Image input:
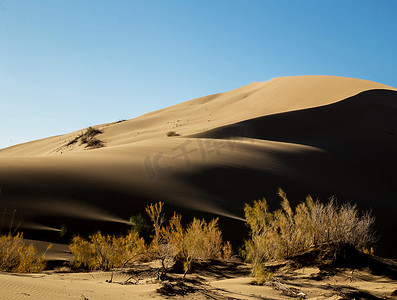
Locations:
243;189;377;281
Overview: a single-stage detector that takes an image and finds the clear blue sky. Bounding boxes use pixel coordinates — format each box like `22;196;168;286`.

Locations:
1;0;396;149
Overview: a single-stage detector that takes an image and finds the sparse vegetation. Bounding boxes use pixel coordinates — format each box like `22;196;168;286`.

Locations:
242;188;377;283
80;127;104;148
85;137;104;148
66;137;79;146
85;126;103;137
0;186;380;287
68;202;231;277
166;131;179;137
0;233;48;272
66;126;104;149
69;231;146;271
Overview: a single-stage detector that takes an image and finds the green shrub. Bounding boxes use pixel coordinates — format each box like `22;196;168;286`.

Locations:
130;213;151;233
59;224;67;237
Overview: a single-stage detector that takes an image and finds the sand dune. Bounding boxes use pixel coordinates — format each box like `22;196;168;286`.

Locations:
1;75;394;156
0;75;396;257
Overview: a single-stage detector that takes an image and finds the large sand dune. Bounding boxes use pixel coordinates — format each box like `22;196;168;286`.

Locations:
0;75;396;257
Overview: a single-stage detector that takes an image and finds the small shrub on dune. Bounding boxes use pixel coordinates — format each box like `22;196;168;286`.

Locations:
85;137;104;148
80;127;104;148
69;231;146;271
242;188;377;283
166;131;179;137
66;136;79;146
84;127;103;137
66;126;104;149
80;135;88;144
0;233;48;273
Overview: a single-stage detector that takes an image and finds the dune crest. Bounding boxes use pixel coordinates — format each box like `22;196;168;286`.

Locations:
0;75;394;157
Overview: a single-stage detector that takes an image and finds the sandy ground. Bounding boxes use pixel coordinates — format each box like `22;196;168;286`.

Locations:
0;260;396;299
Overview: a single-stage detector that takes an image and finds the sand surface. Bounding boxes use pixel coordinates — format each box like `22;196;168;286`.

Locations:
0;259;396;299
0;75;396;257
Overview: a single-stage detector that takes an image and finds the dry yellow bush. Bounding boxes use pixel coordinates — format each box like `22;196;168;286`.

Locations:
222;241;233;261
70;231;146;271
0;233;47;273
243;189;377;282
145;202;232;278
69;202;232;277
146;202;174;277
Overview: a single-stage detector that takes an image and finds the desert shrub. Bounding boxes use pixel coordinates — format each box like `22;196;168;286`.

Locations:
146;202;180;278
80;135;88;144
251;264;274;285
243;189;377;281
130;213;152;242
69;231;146;271
180;217;228;277
222;241;233;261
166;131;179;137
59;224;67;237
80;127;104;148
66;136;79;146
85;137;104;148
242;197;278;271
0;233;47;273
145;202;232;279
66;127;104;148
84;127;102;137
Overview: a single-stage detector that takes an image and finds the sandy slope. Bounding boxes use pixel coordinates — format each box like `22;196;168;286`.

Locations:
0;75;396;257
1;75;394;156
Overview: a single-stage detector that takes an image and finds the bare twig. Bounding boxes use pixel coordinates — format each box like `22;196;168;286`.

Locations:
272;279;306;299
